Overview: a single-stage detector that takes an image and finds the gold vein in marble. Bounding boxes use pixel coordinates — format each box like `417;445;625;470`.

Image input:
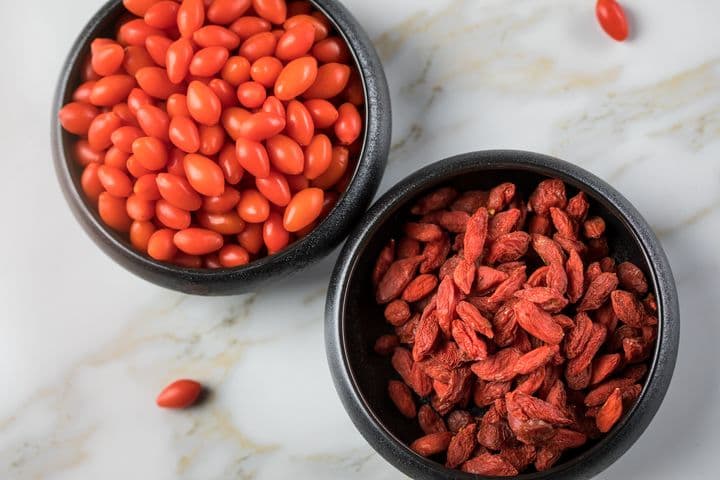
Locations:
219;294;257;327
376;0;621;96
655;197;720;238
650;106;720;151
605;155;650;182
0;289;322;479
389;85;443;157
177;408;280;476
373;0;463;62
6;427;95;478
296;449;376;473
302;287;328;305
557;60;720;155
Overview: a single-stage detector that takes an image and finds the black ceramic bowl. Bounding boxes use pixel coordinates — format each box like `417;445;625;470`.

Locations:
326;150;679;479
52;0;390;295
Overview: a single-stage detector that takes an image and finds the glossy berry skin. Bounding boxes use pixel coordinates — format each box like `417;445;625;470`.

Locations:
183;153;226;197
147;228;177;260
58;102;99;135
187;81;222;126
174;228;224;255
166;39;194;84
334;103;362;145
237;188;270;223
302;63;350;99
262;211;290;254
274;57;318;101
156;379;203;408
283;187;324;232
596;0;629;42
218;244;250;267
285;100;313;146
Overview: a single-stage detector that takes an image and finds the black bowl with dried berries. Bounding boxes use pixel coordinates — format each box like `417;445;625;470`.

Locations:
325;150;679;479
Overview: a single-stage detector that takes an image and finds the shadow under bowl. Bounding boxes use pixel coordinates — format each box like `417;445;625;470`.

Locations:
52;0;391;295
325;150;679;479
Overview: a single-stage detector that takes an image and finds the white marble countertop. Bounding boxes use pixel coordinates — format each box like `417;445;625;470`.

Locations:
1;0;719;478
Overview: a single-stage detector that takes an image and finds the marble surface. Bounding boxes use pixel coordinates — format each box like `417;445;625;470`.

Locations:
1;0;718;478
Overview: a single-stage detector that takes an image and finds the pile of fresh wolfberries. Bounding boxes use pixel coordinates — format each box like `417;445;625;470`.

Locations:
59;0;364;268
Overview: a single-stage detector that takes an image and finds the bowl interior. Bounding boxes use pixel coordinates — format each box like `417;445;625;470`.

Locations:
53;0;389;294
57;0;368;256
339;163;659;476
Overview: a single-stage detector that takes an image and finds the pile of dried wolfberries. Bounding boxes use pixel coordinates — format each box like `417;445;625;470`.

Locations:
58;0;363;268
372;179;657;475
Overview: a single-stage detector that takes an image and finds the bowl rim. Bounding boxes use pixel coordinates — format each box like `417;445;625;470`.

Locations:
325;150;680;479
51;0;391;295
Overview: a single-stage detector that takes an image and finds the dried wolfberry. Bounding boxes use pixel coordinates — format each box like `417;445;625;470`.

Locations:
369;181;656;474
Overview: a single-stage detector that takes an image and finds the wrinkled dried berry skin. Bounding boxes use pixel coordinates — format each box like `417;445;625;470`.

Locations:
418;404;447;434
446;423;478;468
372;180;656;474
463;453;519;476
373;240;395;286
596;388;623;432
403;274;438;302
376;256;424;304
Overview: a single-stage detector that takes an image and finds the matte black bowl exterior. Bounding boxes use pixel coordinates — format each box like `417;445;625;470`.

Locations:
52;0;391;295
326;151;679;479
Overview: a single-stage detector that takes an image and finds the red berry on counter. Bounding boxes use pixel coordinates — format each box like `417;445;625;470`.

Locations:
596;0;630;42
156;379;203;408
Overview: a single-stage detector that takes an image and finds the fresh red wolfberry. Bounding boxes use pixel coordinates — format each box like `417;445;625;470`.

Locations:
156;379;203;408
60;0;365;268
596;0;629;42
